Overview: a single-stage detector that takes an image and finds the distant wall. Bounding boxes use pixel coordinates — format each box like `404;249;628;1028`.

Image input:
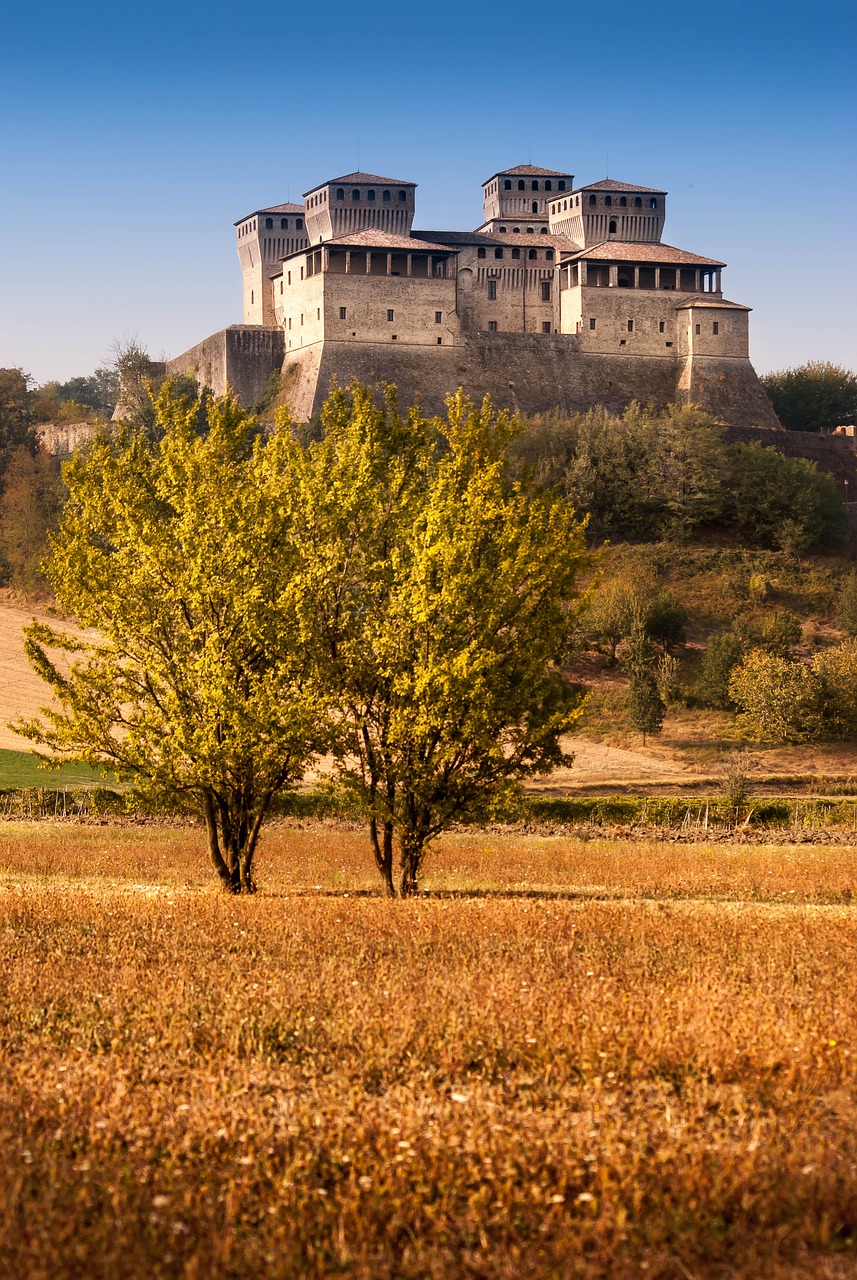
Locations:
37;421;100;456
166;326;284;405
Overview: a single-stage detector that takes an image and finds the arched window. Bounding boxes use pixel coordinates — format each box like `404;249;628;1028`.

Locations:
545;180;552;191
531;201;538;213
494;248;504;259
531;180;539;190
352;189;360;201
281;218;288;229
558;180;566;191
588;194;596;205
605;196;612;206
499;226;507;233
296;218;303;229
383;190;391;202
511;247;520;259
265;217;273;228
609;220;617;233
336;188;344;200
398;190;407;202
546;249;554;260
526;227;534;234
528;248;537;259
367;189;376;201
504;179;512;190
634;196;642;207
517;180;525;190
540;227;548;234
512;227;520;233
650;198;658;208
575;195;580;206
619;196;627;207
477;247;486;259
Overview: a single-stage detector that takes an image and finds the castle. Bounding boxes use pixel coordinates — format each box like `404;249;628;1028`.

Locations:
167;163;779;427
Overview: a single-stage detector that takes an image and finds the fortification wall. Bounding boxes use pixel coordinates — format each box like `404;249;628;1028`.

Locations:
678;354;779;428
166;326;284;405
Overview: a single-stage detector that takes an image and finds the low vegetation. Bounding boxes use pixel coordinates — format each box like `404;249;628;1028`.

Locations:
2;825;857;1279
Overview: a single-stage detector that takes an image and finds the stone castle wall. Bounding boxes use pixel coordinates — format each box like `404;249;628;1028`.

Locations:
166;326;284;406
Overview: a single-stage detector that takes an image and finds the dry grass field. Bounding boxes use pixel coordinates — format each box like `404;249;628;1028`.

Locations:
2;824;857;1278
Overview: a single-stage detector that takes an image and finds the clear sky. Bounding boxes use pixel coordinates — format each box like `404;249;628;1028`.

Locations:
1;0;854;384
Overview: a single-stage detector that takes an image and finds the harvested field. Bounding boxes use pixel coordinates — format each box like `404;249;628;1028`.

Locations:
2;825;857;1277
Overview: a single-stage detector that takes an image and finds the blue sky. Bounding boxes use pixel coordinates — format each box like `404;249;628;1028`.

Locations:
1;0;854;383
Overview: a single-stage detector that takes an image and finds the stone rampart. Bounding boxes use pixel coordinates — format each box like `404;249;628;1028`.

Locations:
166;326;284;405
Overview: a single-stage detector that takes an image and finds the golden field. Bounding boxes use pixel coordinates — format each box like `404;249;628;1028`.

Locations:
2;823;857;1278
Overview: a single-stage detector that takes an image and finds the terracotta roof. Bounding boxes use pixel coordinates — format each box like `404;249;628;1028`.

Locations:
325;230;457;253
412;230;507;247
305;172;416;193
234;202;305;225
569;241;725;267
675;296;750;311
577;178;666;194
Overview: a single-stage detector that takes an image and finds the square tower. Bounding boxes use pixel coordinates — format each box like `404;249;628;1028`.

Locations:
303;173;417;244
478;165;574;235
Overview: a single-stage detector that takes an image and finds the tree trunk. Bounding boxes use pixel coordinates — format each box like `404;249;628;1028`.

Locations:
202;792;257;894
399;834;424;897
370;816;395;897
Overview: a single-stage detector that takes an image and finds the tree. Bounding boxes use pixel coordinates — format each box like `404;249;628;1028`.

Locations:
836;570;857;636
0;368;39;474
728;650;825;743
626;671;665;744
281;384;591;897
727;441;846;549
0;445;63;591
17;384;322;893
643;591;688;654
761;362;857;433
696;630;748;710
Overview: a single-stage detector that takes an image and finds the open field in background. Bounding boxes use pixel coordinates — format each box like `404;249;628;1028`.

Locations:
3;825;857;1277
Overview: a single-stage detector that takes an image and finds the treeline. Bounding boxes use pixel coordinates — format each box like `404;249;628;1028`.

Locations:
515;402;846;550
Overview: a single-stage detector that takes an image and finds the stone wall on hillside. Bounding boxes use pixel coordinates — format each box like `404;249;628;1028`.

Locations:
166;326;284;406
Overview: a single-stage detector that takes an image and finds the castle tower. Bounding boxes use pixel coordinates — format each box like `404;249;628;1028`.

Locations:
548;180;666;249
235;204;308;324
303;173;417;244
477;165;575;235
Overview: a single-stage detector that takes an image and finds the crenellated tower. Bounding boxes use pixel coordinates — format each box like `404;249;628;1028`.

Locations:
303;173;416;244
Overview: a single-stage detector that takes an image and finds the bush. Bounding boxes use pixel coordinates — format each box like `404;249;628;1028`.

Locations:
729;650;826;743
697;630;748;709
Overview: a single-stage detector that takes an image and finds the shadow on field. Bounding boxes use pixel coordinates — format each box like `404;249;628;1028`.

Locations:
283;887;587;901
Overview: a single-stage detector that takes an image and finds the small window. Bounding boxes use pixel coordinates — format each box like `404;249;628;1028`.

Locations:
605;196;612;207
504;179;512;190
499;226;507;233
317;308;320;319
517;180;525;190
542;321;551;333
339;307;347;319
265;217;273;228
541;281;551;301
398;190;407;202
546;249;554;260
281;218;288;229
487;280;497;300
511;247;520;259
650;198;658;208
634;196;642;207
659;320;665;333
280;281;283;294
531;201;539;213
435;311;442;323
713;321;719;335
296;218;303;229
540;228;548;234
300;313;304;325
589;317;596;330
387;309;394;322
609;220;617;233
619;197;627;207
545;180;552;191
526;227;534;234
391;334;397;340
666;341;673;347
437;337;442;344
558;180;566;191
288;271;291;284
488;320;498;332
531;180;539;190
619;339;626;346
588;194;596;205
695;323;701;334
627;320;634;332
528;248;537;260
251;290;254;304
352;189;360;201
383;189;391;202
367;189;376;201
494;248;503;259
477;247;486;259
575;195;580;206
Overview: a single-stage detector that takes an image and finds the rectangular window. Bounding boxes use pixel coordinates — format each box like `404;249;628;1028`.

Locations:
713;321;719;335
589;318;596;331
391;334;397;340
627;319;634;332
487;280;497;300
542;321;551;333
339;307;347;319
435;311;442;323
300;314;304;325
488;320;498;332
317;308;320;320
659;320;665;333
541;281;551;301
288;272;291;285
437;337;442;344
280;282;283;294
695;324;701;334
288;318;292;330
387;309;394;322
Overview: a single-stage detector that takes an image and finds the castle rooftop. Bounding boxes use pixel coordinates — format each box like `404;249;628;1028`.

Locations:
234;202;304;225
569;240;724;266
305;171;416;193
576;178;666;194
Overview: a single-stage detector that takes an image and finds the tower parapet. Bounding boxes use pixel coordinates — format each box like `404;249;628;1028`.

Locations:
478;164;574;235
303;173;417;244
549;179;666;248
